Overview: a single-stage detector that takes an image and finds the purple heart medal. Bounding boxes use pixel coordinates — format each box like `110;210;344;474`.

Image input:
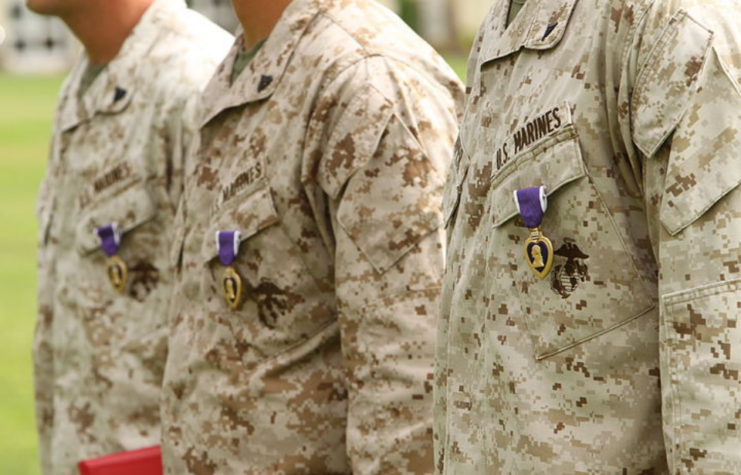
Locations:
216;231;243;310
96;223;128;293
514;186;554;279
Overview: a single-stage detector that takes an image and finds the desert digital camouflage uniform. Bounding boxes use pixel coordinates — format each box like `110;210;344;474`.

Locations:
33;1;232;474
160;0;463;473
435;0;741;473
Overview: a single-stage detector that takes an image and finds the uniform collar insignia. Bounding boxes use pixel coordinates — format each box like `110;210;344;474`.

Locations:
258;75;274;93
59;0;183;131
543;22;559;41
113;87;127;103
480;0;578;68
199;0;327;127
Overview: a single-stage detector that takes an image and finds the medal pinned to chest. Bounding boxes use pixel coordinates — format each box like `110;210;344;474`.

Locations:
216;230;244;310
96;223;128;293
514;186;554;279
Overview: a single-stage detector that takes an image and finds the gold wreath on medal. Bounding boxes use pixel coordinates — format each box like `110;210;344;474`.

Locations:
107;255;129;293
222;266;243;310
524;228;554;279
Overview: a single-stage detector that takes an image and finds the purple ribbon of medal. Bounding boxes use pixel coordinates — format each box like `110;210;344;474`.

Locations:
216;231;244;309
96;223;129;293
514;186;554;279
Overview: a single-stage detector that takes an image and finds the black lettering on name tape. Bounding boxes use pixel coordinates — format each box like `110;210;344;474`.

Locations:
93;163;133;195
494;105;566;171
78;162;134;210
221;162;264;204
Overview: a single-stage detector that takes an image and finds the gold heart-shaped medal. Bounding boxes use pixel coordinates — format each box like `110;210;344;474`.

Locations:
222;266;244;310
107;255;129;293
524;228;554;279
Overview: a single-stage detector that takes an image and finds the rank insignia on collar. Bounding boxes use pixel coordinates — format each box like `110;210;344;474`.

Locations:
258;75;273;93
113;87;127;103
96;223;128;293
514;186;554;279
216;230;244;310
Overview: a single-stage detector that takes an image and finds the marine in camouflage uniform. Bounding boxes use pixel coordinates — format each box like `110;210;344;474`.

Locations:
435;0;741;473
160;0;463;473
33;1;232;473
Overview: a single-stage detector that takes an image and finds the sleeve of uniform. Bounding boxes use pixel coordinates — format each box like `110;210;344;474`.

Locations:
630;3;741;472
33;274;54;475
313;57;460;475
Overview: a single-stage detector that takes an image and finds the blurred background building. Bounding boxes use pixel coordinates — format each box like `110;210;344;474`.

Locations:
0;0;491;73
0;0;72;73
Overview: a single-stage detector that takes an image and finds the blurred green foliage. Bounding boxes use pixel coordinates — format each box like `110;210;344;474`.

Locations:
0;73;63;475
398;0;420;33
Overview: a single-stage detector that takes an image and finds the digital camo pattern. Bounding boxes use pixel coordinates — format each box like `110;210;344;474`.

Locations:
33;2;232;474
436;0;741;474
160;0;464;473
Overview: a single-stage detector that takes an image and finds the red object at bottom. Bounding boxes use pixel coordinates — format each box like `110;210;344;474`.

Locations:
78;445;162;475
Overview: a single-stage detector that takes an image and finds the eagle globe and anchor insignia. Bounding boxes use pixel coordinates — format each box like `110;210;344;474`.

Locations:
96;223;129;293
515;186;554;279
552;239;590;298
216;230;244;310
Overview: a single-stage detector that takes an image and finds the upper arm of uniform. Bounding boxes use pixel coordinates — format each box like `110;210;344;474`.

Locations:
36;79;72;225
314;59;447;275
631;1;741;235
630;2;715;158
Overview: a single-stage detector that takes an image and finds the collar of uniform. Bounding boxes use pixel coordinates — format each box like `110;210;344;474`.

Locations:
59;0;185;132
199;0;324;127
479;0;578;67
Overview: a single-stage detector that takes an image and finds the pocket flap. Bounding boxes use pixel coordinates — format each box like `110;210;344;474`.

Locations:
76;181;157;255
658;48;741;236
317;85;395;200
201;183;281;263
336;117;445;275
631;10;713;158
492;126;586;228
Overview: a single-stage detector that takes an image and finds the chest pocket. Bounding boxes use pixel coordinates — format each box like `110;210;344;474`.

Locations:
74;180;163;347
491;127;654;359
75;180;157;256
201;182;336;363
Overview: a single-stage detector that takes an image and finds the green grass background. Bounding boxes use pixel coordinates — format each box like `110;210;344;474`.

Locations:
0;73;63;475
0;58;465;475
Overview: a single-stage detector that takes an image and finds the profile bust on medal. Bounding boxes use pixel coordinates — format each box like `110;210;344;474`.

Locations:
530;243;546;268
